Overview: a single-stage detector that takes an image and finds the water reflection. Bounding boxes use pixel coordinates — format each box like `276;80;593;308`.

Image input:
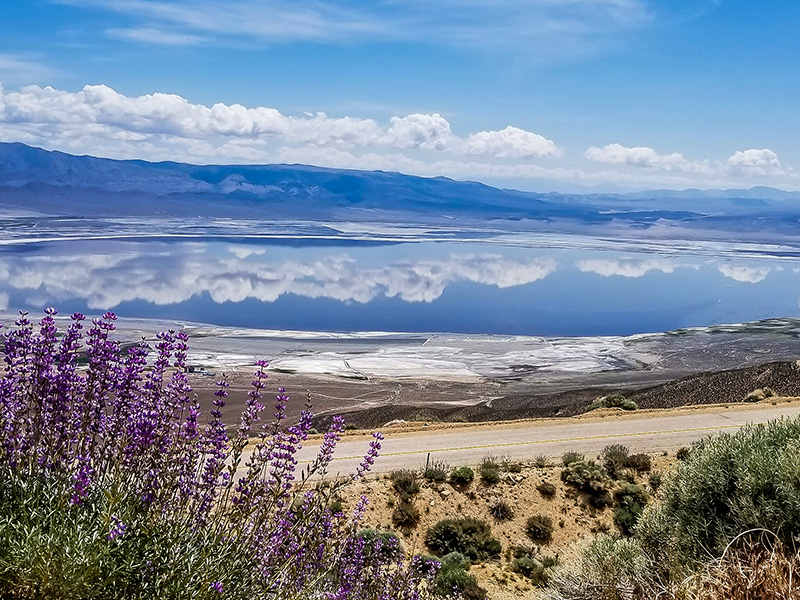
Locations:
0;238;797;335
0;243;557;308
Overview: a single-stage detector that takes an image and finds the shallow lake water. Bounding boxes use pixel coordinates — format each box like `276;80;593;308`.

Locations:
1;229;798;337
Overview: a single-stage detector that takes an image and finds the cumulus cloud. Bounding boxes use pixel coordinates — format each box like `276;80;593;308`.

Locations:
0;82;558;164
726;148;786;177
576;258;685;278
383;114;453;151
718;264;775;284
467;126;562;159
584;143;710;173
0;246;558;308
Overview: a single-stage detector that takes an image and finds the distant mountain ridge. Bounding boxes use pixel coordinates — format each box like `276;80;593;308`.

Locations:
0;143;799;237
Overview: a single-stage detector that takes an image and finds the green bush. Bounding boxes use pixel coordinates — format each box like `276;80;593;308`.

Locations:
637;417;800;570
561;459;608;496
390;469;420;498
511;554;558;586
648;471;663;491
624;453;651;473
613;484;650;536
425;517;502;562
561;451;584;466
391;499;421;529
586;394;638;413
543;535;656;600
525;514;554;542
430;552;489;600
675;446;691;461
423;460;449;482
478;458;501;485
450;466;475;487
602;444;629;479
433;552;480;598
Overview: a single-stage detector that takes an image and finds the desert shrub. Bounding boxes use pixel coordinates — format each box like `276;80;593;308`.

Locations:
512;555;558;586
392;499;421;529
502;458;524;473
537;482;557;498
426;518;502;561
489;499;515;521
561;459;609;496
478;457;501;485
432;552;484;599
424;460;449;482
391;469;421;498
602;444;630;479
450;466;475;487
624;453;651;473
676;446;691;461
561;451;584;466
543;535;657;600
681;536;800;599
745;387;775;402
586;394;638;413
648;471;663;491
533;455;550;468
637;417;800;572
613;484;650;536
526;515;554;542
0;310;432;600
589;490;614;509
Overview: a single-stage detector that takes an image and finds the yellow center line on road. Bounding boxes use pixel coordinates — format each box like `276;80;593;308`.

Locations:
299;422;746;464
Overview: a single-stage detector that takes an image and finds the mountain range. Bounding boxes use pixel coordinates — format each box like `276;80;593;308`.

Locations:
1;142;799;239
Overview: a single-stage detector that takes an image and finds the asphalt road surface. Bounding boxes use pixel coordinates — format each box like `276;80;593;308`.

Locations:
289;402;800;477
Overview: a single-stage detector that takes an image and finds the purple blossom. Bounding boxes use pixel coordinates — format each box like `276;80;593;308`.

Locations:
108;515;127;540
0;309;429;600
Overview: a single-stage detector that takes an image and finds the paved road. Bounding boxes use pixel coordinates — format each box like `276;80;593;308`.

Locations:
291;403;800;476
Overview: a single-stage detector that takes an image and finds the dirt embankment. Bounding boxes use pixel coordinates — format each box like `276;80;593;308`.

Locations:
348;453;676;600
311;360;800;429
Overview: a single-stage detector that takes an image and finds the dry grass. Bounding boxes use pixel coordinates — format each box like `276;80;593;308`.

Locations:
683;531;800;600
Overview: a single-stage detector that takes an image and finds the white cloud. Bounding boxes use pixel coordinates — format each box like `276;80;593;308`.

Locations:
107;27;204;45
718;264;775;284
584;143;709;173
383;114;453;151
0;247;558;307
467;126;562;159
61;0;651;60
0;82;557;163
726;148;786;177
576;258;684;278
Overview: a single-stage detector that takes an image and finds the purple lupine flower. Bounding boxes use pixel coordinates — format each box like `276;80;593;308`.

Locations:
70;454;94;505
108;515;127;540
0;309;434;600
353;432;384;479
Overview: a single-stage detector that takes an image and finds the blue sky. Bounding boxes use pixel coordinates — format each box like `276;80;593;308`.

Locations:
0;0;798;192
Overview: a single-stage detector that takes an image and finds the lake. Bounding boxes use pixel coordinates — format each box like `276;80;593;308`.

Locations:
1;225;798;337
